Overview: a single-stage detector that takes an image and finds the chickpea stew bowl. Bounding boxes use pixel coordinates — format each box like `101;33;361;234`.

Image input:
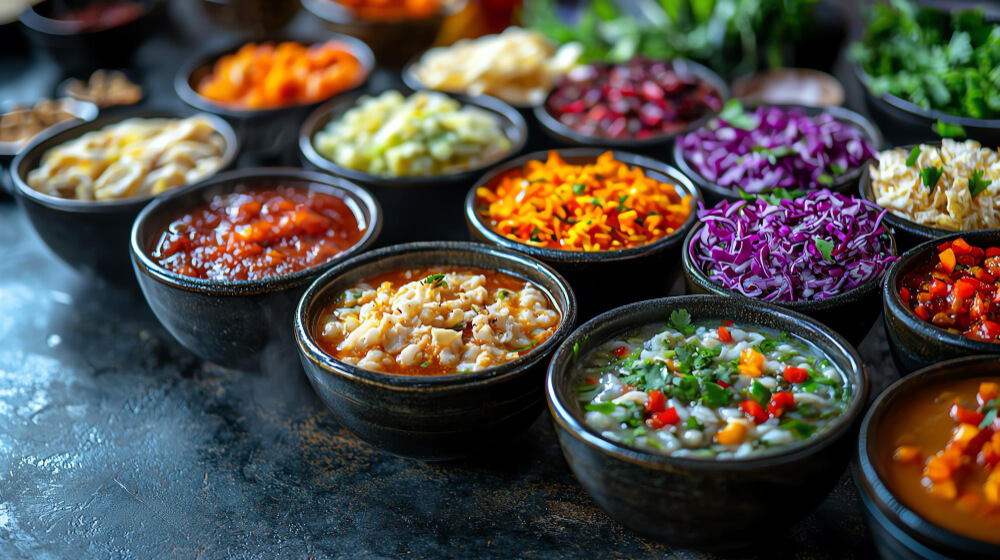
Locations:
546;295;868;550
295;241;577;461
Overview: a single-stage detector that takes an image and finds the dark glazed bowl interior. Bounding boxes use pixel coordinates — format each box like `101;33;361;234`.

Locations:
295;241;577;460
682;220;897;346
300;90;527;244
175;32;375;156
854;355;1000;559
465;148;701;317
883;231;1000;375
534;59;730;152
672;103;883;205
131;167;381;370
546;294;868;549
858;145;993;253
10;108;238;284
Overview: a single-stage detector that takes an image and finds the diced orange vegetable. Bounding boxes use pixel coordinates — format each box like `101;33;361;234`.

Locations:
952;237;973;256
914;305;931;320
929;479;957;500
980;382;999;403
985;470;1000;505
939;248;957;273
716;420;748;446
953;278;978;299
893;445;921;463
717;325;733;343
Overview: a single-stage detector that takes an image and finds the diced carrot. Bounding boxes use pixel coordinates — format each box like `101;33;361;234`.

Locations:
952;237;973;256
939;248;957;273
980;382;1000;403
893;445;921;463
717;325;733;343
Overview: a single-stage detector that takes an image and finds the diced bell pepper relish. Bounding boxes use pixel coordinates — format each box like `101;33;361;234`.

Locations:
899;237;1000;342
571;310;849;459
152;186;366;281
475;150;691;252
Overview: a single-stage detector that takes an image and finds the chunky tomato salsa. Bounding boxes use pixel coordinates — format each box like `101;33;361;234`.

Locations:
899;237;1000;342
152;185;366;281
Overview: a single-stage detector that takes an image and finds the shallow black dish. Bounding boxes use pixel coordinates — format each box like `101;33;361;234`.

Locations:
301;0;463;68
883;231;1000;374
294;241;577;460
11;108;238;285
672;103;883;206
19;0;164;74
131;168;381;371
853;355;1000;559
300;90;528;245
682;221;897;346
546;294;868;550
533;59;729;155
175;32;374;158
853;63;1000;147
858;146;995;252
465;148;700;319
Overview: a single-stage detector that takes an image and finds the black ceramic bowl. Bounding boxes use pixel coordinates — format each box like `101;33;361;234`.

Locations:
300;90;528;244
294;241;578;460
682;220;898;346
131;168;382;371
854;355;1000;559
11;109;238;285
853;63;1000;147
672;103;883;206
301;0;464;68
19;0;164;74
534;59;730;154
175;33;375;158
883;231;1000;374
858;145;996;252
465;148;701;319
546;294;869;550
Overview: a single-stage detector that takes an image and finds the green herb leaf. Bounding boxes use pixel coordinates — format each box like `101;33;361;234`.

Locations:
754;339;779;354
585;402;617;415
669;309;697;335
419;362;429;368
665;375;700;403
750;379;772;407
719;99;756;130
817;173;834;186
685;416;703;430
905;146;922;167
497;290;510;300
969;169;993;199
934;120;967;139
513;339;540;354
794;403;819;418
701;380;732;407
814;237;835;262
572;183;587;195
830;163;846;175
921;165;944;191
422;273;447;287
780;419;817;439
979;400;997;430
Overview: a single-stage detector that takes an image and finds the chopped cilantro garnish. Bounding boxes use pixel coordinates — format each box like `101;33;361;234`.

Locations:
905;146;922;167
933;120;966;139
719;98;756;130
780;419;817;439
701;380;732;407
668;309;697;335
969;169;993;199
794;403;819;418
419;362;429;368
616;194;628;212
921;165;944;191
979;399;997;430
685;416;704;430
585;402;617;414
572;183;586;195
814;237;835;262
422;273;448;288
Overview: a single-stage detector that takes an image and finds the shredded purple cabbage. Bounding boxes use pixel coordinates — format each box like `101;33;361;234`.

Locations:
678;106;877;193
690;190;897;302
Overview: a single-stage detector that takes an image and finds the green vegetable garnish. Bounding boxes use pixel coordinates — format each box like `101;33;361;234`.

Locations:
830;163;846;175
669;309;697;335
780;419;817;439
701;380;732;407
749;379;772;407
585;402;618;414
934;120;967;139
905;146;922;167
685;416;703;430
572;183;587;195
814;237;835;263
422;273;447;287
968;169;993;198
921;165;944;191
979;399;997;430
719;99;757;130
817;173;834;186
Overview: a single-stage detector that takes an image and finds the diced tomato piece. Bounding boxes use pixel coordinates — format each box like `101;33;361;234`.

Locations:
970;246;985;260
952;237;973;256
648;407;680;428
953;279;978;299
957;255;978;267
939;248;957;273
987;247;1000;259
740;400;768;425
951;404;985;426
717;325;733;343
716;380;729;389
969;320;1000;341
937;240;953;252
613;345;630;358
975;269;996;284
783;365;809;383
900;287;911;302
645;390;666;413
929;279;950;298
767;392;796;418
914;305;931;321
970;293;990;322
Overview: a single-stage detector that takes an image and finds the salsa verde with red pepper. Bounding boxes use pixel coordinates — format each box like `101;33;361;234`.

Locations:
899;237;1000;342
573;310;849;459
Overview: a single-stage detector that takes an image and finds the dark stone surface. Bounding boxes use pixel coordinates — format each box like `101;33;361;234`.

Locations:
1;1;898;558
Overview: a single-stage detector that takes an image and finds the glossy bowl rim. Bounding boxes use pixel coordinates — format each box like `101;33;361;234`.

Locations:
298;89;528;187
0;97;99;156
18;0;159;36
855;354;1000;554
852;62;1000;128
10;108;239;212
858;144;999;242
883;230;1000;353
295;240;578;390
130;167;383;295
533;58;731;148
173;32;376;118
681;213;898;312
464;147;702;263
671;102;884;202
301;0;466;26
546;294;869;471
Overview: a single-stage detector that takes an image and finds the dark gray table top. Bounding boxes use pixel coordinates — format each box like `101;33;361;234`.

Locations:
1;2;900;558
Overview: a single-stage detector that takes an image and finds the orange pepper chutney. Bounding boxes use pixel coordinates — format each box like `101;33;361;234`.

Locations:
880;378;1000;544
152;186;367;281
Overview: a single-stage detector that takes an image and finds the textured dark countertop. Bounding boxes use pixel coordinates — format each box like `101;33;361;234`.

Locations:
2;2;899;558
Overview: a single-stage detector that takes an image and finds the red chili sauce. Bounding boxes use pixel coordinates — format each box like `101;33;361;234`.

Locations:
152;185;366;281
899;237;1000;342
